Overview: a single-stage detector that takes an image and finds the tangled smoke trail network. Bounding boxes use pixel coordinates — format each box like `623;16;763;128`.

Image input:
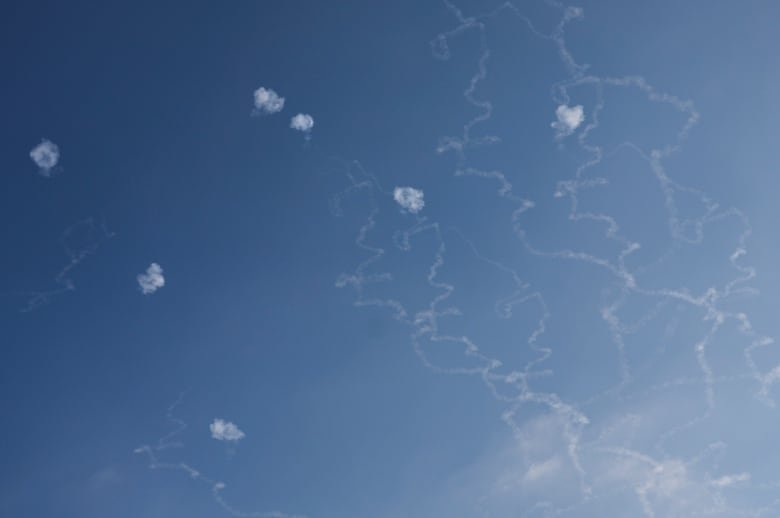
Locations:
333;1;780;516
5;1;780;517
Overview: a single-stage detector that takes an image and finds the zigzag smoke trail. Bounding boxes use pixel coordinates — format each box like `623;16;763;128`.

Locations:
0;217;114;313
334;1;780;516
135;394;305;518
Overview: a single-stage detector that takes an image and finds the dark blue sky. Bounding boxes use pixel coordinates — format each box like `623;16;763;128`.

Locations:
3;1;780;517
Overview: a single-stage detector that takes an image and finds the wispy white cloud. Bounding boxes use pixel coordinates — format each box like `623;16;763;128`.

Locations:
29;139;60;177
137;263;165;295
710;472;750;488
523;457;562;483
551;104;584;138
210;418;245;442
253;87;285;115
290;113;314;133
393;187;425;214
87;467;122;491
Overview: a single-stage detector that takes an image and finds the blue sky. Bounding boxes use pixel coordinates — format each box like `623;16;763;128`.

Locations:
3;1;780;516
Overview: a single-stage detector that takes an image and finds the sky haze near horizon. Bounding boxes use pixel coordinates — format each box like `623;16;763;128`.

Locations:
3;1;780;517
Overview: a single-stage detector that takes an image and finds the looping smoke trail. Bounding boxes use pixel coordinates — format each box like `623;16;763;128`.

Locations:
135;394;304;518
333;1;780;515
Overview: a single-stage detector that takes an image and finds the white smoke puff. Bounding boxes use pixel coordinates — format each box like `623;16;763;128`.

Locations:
290;113;314;132
137;263;165;295
253;87;285;114
29;139;60;177
551;104;584;138
393;187;425;214
210;418;245;442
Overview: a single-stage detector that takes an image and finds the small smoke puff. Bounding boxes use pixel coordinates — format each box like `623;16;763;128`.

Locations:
29;139;60;176
210;419;245;442
393;187;425;214
551;104;584;138
137;263;165;295
430;34;450;60
253;87;285;114
564;6;584;20
290;113;314;132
